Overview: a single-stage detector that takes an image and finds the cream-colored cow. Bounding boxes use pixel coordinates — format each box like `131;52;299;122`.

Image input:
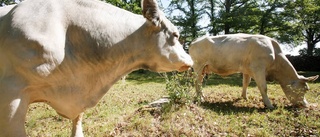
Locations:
189;34;318;109
0;0;193;136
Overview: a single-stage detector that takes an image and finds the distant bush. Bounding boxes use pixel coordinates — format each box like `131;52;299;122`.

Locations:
298;48;320;56
286;55;320;71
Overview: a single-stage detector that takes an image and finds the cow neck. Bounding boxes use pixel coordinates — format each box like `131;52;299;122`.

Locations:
94;22;152;79
76;24;154;114
65;1;149;86
271;53;300;86
33;22;153;119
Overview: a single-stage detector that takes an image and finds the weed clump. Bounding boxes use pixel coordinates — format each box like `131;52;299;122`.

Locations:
163;71;197;110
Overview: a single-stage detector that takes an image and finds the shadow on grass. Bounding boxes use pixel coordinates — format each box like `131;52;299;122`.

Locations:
200;98;310;115
125;70;319;85
125;70;166;84
203;73;274;87
200;99;269;115
126;71;256;86
203;71;320;87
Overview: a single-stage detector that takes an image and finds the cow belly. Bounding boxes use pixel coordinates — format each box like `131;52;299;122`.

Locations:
206;62;242;76
27;78;108;119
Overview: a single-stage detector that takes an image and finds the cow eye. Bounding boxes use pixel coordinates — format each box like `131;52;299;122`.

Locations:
172;32;179;38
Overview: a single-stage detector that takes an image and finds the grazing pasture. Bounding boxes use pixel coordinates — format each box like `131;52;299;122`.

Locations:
0;0;193;135
26;71;320;136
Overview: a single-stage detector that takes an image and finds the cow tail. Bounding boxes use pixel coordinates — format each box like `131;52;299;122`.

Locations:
0;66;4;81
0;59;4;81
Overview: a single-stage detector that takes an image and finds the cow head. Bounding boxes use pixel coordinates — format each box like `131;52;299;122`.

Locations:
140;0;193;72
284;75;318;107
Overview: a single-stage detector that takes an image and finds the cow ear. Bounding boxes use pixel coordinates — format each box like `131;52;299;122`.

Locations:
141;0;161;27
300;75;319;82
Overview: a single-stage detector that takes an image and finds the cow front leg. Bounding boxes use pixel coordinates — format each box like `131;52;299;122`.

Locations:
252;71;274;109
0;97;29;137
71;112;84;137
241;74;251;99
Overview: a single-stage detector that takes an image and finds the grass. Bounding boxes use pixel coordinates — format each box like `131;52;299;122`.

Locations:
25;71;320;136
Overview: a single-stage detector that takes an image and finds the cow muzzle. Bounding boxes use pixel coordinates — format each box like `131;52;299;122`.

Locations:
178;65;192;72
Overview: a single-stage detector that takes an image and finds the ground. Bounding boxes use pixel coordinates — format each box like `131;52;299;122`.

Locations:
25;71;320;136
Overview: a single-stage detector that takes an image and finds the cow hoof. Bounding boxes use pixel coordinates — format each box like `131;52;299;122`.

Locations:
241;96;248;100
194;95;205;103
295;103;317;109
307;103;318;110
265;105;275;109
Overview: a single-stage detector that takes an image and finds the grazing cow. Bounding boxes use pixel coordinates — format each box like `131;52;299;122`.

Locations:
0;0;193;136
189;34;318;109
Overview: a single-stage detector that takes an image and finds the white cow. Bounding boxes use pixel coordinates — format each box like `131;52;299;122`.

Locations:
0;0;193;136
189;34;318;109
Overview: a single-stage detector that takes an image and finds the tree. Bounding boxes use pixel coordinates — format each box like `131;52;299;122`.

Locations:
203;0;319;57
103;0;141;14
0;0;141;13
204;0;259;35
203;0;222;35
299;48;320;56
257;0;288;35
214;0;259;34
167;0;204;48
0;0;19;6
284;0;320;56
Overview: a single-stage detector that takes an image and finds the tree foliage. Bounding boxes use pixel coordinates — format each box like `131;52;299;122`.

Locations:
103;0;141;14
0;0;19;6
216;0;259;34
167;0;205;48
299;48;320;56
284;0;320;55
164;0;320;56
0;0;141;13
1;0;319;56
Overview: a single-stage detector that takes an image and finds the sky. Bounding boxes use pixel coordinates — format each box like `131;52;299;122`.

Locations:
159;0;320;56
160;0;169;7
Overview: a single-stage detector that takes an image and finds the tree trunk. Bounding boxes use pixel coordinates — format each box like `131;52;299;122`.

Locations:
306;28;316;56
224;0;231;34
307;41;315;56
190;0;197;39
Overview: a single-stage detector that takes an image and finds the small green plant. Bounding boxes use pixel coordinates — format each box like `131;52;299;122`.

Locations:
164;71;196;106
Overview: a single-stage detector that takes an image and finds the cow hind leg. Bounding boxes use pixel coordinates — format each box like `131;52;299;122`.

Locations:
241;74;251;99
194;64;208;101
71;112;84;137
252;71;274;109
195;73;205;101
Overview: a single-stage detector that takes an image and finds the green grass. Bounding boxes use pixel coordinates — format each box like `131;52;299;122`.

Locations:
25;71;320;136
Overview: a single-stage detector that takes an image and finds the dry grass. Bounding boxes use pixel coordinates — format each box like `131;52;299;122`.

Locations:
25;71;320;136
